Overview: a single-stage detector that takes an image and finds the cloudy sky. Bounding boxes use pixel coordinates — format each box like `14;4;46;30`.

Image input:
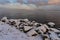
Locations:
0;0;59;10
0;0;59;5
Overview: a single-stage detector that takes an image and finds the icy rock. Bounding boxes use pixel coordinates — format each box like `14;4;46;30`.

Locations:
43;24;49;29
31;21;36;25
14;20;20;28
8;19;20;27
8;19;16;25
1;17;8;23
19;19;29;23
35;24;49;35
34;23;39;26
42;34;50;40
38;25;47;33
58;34;60;38
27;29;38;37
50;28;60;32
24;26;32;31
32;21;36;23
24;19;29;22
48;22;55;27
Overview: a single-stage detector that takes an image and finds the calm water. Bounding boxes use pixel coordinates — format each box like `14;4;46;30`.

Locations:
0;8;60;28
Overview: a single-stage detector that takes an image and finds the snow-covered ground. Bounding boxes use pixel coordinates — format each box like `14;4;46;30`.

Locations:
0;17;60;40
0;22;43;40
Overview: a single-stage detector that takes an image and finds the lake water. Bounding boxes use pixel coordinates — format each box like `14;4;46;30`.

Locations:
0;8;60;28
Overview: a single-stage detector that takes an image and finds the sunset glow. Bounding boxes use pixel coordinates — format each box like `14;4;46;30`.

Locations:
48;0;60;5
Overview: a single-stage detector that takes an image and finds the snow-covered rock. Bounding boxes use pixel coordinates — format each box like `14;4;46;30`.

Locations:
8;19;16;25
1;17;9;23
24;26;32;32
27;29;38;37
19;19;29;23
58;34;60;38
48;22;55;27
50;28;60;32
0;22;44;40
33;22;39;26
23;19;29;22
35;24;48;34
0;17;60;40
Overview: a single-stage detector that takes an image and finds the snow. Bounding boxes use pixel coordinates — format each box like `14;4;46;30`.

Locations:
0;23;59;40
0;17;60;40
0;22;28;40
49;31;60;40
0;22;43;40
32;35;42;40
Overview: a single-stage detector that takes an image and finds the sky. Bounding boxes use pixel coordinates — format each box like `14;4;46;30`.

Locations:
0;0;59;5
0;0;48;4
0;0;59;10
0;0;50;4
0;0;17;3
48;0;60;4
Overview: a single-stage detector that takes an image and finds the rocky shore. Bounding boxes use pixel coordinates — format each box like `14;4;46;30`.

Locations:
0;17;60;40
